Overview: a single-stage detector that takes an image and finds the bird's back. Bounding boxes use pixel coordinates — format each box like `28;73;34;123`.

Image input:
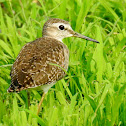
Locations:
8;37;69;92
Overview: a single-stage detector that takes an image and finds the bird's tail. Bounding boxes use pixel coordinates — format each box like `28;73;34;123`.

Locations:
7;84;15;92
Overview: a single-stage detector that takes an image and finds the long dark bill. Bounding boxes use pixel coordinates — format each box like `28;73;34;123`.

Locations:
73;32;99;43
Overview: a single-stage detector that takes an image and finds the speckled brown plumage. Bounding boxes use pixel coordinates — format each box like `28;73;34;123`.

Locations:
8;37;69;92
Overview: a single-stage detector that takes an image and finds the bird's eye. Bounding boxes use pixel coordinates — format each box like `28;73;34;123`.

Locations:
59;25;64;30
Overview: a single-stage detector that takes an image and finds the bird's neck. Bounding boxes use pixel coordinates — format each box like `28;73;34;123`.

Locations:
42;35;63;42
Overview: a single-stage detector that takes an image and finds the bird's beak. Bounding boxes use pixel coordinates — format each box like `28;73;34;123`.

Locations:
72;32;99;43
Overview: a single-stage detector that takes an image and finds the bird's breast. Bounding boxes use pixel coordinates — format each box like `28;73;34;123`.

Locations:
63;45;69;71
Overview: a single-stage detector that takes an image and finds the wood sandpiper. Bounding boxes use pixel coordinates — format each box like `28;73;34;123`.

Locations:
7;18;99;114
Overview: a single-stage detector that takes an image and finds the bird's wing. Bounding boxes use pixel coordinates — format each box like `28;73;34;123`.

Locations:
8;37;69;92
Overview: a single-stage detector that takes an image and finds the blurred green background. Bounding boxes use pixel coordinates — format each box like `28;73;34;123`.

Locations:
0;0;126;125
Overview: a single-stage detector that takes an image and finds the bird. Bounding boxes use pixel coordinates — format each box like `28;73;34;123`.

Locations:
7;18;99;115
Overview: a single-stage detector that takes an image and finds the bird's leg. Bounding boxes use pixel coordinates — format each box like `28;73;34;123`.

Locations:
27;91;30;109
37;92;46;115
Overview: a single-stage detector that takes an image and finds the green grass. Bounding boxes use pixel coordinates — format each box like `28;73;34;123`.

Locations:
0;0;126;125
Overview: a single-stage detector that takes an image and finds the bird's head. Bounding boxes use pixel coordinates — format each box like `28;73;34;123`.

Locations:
42;18;99;43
